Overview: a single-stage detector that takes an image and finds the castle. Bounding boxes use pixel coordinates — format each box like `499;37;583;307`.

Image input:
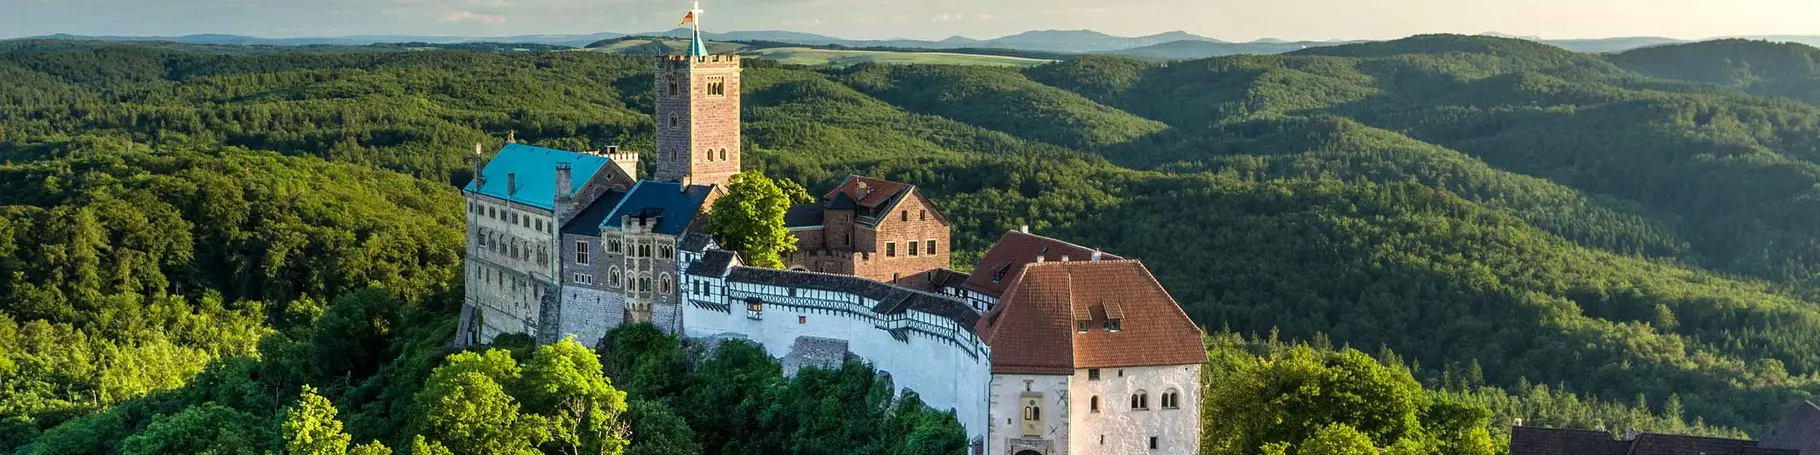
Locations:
458;12;1203;454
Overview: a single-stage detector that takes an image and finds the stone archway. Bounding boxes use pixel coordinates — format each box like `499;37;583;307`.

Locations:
1014;450;1043;455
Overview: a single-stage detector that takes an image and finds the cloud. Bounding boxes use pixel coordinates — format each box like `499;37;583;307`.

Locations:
441;10;507;23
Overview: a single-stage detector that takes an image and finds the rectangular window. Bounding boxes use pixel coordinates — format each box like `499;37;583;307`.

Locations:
908;241;919;256
926;240;936;255
1105;318;1122;332
511;212;518;224
920;210;927;221
575;241;589;264
1149;437;1158;450
1077;321;1089;333
798;316;807;324
1088;368;1100;380
886;242;896;257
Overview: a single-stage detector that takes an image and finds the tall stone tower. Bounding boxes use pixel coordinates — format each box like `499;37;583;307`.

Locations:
652;43;741;189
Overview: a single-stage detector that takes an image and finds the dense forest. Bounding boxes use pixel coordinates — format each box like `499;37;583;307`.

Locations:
5;34;1820;453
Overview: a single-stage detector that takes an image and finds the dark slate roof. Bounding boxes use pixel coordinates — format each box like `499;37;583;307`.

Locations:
679;232;715;253
784;203;825;228
726;266;980;329
1508;426;1796;455
1763;401;1820;455
928;268;971;288
601;180;714;236
560;189;629;236
464;143;611;210
1508;427;1628;455
687;249;738;277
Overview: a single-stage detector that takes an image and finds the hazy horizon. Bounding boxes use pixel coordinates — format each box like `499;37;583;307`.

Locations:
3;0;1818;42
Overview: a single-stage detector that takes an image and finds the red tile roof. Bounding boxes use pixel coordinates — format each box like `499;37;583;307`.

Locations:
962;230;1121;298
826;175;910;210
975;260;1204;375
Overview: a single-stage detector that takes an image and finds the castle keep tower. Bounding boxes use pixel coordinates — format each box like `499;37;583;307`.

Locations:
653;6;741;190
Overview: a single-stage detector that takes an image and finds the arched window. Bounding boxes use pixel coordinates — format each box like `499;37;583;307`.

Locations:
639;274;652;292
667;75;679;96
1162;389;1181;409
659;274;674;295
669;114;679;129
537;246;548;266
608;267;622;287
1022;404;1041;421
1131;390;1150;410
719;149;727;161
1090;396;1100;413
510;240;521;260
660;245;674;259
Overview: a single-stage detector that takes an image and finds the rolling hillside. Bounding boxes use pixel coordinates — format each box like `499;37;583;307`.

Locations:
6;35;1820;452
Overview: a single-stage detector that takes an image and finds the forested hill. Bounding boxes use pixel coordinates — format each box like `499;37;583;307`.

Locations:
5;35;1820;452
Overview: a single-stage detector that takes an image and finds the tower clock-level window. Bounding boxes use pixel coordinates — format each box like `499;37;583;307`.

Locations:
669;114;679;129
667;75;679;96
706;76;726;96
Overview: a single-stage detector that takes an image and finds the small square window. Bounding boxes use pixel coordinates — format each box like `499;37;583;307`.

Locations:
1088;368;1100;380
1076;321;1089;333
798;316;807;324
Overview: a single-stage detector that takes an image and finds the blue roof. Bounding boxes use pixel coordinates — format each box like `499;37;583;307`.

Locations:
463;143;612;210
601;180;714;236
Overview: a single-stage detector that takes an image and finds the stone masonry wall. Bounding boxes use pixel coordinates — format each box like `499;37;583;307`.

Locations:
854;193;952;286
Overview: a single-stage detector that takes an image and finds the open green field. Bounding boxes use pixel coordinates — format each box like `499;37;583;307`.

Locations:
745;47;1054;67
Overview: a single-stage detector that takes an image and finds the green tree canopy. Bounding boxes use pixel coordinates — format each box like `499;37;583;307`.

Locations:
708;171;799;269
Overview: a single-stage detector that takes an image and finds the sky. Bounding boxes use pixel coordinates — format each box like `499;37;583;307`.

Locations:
2;0;1816;41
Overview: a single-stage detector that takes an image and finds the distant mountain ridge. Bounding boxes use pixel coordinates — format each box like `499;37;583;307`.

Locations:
15;29;1820;59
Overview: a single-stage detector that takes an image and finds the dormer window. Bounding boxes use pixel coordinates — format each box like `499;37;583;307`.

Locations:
1104;318;1122;332
1076;321;1090;333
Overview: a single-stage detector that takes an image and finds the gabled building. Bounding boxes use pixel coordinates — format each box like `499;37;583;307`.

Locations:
976;259;1204;455
1509;426;1796;455
784;175;953;288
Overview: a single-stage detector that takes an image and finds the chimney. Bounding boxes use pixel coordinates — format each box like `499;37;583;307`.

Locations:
555;163;573;202
1035;256;1045;263
473;143;488;189
507;173;517;196
1090;249;1103;262
1060;255;1070;262
506;130;517;144
1019;225;1029;234
1512;418;1522;427
607;145;619;154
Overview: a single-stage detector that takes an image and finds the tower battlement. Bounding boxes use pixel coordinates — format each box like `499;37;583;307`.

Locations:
658;54;741;70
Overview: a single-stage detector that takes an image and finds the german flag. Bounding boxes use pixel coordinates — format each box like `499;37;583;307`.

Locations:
678;11;695;26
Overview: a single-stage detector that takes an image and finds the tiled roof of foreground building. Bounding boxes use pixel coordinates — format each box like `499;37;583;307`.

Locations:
464;143;612;210
962;230;1121;299
974;259;1202;375
727;266;980;329
1508;426;1795;455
